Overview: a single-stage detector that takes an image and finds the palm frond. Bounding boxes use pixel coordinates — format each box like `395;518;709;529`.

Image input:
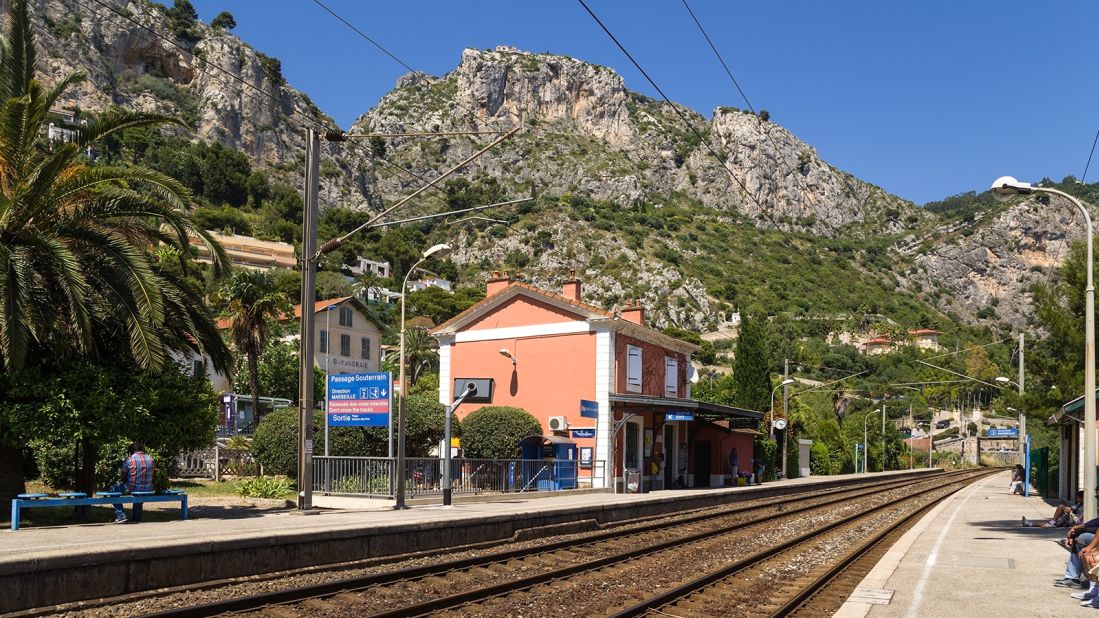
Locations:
78;108;186;148
0;0;36;103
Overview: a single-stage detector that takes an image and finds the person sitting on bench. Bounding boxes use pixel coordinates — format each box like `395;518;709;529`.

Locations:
111;442;155;524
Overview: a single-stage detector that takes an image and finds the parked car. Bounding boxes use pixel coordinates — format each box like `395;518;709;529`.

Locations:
935;420;951;430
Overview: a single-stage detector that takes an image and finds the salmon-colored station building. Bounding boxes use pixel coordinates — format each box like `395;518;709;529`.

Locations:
431;271;762;491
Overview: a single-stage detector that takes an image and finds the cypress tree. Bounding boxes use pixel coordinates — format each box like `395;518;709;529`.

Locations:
731;315;772;413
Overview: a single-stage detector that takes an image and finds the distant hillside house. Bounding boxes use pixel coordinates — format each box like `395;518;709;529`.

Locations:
408;277;452;293
908;329;942;351
860;337;894;355
345;257;390;278
190;231;295;271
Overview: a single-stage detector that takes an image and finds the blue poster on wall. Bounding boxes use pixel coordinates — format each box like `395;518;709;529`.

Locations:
327;372;391;427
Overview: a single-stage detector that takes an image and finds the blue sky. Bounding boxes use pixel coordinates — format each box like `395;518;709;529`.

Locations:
189;1;1099;206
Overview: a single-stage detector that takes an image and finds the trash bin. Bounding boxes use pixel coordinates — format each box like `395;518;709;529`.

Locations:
626;469;641;493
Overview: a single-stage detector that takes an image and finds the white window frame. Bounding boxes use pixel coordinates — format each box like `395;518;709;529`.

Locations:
665;355;679;398
626;345;642;393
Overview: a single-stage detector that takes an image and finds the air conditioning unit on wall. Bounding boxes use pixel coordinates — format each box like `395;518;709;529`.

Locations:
548;416;569;431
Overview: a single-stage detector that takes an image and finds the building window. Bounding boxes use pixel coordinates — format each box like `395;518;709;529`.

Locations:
191;359;204;378
361;337;371;360
319;330;328;353
665;356;678;398
339;306;353;327
340;333;351;357
626;345;642;393
625;421;641;469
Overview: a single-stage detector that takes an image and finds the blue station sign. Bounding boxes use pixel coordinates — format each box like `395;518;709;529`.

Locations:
987;428;1019;438
571;428;596;439
327;372;391;427
580;399;599;419
666;411;694;422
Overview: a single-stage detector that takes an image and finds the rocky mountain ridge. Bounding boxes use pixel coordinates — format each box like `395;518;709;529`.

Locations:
31;2;1086;333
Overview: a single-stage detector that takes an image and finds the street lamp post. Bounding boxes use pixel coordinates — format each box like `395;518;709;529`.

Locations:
864;408;883;473
992;177;1094;519
769;378;796;439
394;243;452;510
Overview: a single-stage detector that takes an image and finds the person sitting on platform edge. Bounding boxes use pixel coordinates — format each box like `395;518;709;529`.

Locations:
1009;464;1025;495
1053;489;1099;591
1024;489;1084;528
111;442;156;524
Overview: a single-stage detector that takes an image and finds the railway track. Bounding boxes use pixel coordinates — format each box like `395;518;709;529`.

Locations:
120;469;986;618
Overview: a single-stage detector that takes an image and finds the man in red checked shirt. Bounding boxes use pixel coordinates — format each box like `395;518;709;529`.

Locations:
111;442;156;523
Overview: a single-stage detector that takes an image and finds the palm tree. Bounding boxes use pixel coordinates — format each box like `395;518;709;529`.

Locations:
0;0;232;510
218;270;291;423
403;327;439;386
0;0;231;373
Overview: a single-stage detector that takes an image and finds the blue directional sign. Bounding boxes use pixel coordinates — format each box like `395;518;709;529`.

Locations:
580;399;599;419
666;411;694;422
987;428;1019;438
327;372;391;427
571;428;596;439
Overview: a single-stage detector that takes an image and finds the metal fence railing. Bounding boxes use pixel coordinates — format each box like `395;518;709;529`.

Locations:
313;456;608;498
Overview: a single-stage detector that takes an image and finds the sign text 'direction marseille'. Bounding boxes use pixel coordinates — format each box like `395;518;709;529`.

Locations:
328;372;390;427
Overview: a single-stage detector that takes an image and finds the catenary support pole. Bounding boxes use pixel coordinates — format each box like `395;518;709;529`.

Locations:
297;128;320;510
782;359;789;479
1018;333;1026;466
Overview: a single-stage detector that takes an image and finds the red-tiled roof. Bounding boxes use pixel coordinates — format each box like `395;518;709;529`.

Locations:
216;296;354;331
864;337;893;345
908;329;940;335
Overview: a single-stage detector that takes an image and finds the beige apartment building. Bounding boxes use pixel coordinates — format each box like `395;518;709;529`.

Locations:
190;230;296;271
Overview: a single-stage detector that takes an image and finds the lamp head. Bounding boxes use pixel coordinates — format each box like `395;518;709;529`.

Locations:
990;176;1033;202
995;376;1011;384
780;378;796;387
422;243;452;260
499;348;516;365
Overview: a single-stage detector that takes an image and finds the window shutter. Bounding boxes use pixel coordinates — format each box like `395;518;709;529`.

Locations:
627;345;642;392
665;356;678;397
320;330;328;353
361;337;370;359
340;334;351;357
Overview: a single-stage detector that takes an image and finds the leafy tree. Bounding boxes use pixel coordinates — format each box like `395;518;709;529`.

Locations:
316;271;354;300
405;286;483;326
3;359;216;493
233;340;323;403
731;315;771;413
461;406;541;459
217;271;292;422
210;11;236;30
166;0;202;42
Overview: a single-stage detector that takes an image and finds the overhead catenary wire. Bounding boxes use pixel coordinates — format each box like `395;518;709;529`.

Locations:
576;0;855;317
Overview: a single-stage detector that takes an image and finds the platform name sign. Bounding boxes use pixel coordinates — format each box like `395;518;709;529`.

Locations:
666;411;694;422
987;428;1019;438
327;372;391;427
580;399;599;419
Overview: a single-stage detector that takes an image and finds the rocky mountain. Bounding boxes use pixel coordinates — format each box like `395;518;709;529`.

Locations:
32;2;1088;334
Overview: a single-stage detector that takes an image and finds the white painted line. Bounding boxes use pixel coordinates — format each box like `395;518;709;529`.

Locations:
904;475;996;618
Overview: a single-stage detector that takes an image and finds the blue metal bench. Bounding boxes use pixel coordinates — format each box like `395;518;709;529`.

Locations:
10;491;188;531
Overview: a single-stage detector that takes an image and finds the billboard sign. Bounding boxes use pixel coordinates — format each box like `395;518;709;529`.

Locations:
327;372;391;427
580;399;599;419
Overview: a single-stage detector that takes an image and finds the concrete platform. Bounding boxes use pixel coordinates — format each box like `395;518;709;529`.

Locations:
0;469;933;613
839;469;1094;617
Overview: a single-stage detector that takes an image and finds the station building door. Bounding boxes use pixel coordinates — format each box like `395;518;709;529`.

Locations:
694;440;711;487
664;425;676;488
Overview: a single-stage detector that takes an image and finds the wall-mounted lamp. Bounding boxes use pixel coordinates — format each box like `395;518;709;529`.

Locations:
499;348;517;366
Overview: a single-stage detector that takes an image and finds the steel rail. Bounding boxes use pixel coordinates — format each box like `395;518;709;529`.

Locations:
606;469;996;617
141;471;958;618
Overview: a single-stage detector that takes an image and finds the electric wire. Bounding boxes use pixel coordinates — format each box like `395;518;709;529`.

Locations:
576;0;855;316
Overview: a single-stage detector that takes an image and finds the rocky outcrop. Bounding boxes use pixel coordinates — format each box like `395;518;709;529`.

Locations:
356;46;922;236
32;0;372;208
898;196;1087;327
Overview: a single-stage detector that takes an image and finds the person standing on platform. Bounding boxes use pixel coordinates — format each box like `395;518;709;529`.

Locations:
753;457;765;485
729;448;739;485
111;442;155;524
